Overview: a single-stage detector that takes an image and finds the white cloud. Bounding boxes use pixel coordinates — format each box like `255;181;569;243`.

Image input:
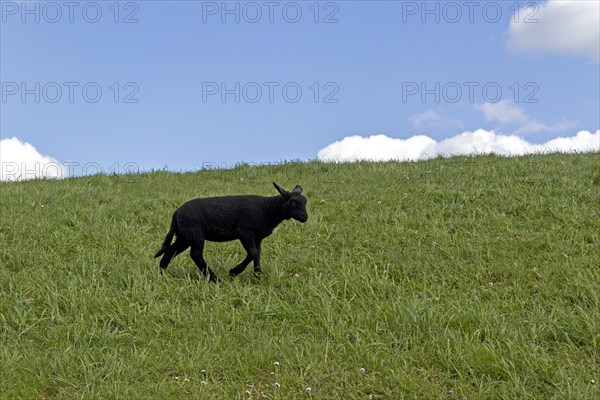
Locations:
475;100;529;125
317;134;437;162
410;110;441;128
512;119;576;136
0;137;67;181
316;129;600;162
507;0;600;62
475;100;577;135
543;130;600;152
409;110;464;130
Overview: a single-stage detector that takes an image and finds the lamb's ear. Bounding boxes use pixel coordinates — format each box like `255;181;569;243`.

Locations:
273;182;288;197
292;185;303;195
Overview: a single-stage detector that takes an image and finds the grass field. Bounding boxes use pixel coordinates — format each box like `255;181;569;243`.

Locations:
1;153;599;399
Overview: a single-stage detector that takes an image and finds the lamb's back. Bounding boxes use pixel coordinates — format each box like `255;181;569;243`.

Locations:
176;195;266;242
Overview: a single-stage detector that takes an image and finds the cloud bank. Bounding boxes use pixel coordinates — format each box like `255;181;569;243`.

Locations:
507;0;600;62
0;137;67;181
317;129;600;162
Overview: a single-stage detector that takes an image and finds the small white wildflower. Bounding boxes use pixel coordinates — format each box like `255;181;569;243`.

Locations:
175;376;179;381
201;369;206;375
591;379;596;384
489;282;494;286
360;367;366;374
274;382;281;388
274;361;280;367
305;387;312;393
245;390;252;395
200;380;207;385
270;372;274;376
377;201;382;205
184;377;190;382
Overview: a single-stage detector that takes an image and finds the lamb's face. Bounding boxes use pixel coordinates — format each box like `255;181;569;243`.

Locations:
273;182;308;223
284;194;308;223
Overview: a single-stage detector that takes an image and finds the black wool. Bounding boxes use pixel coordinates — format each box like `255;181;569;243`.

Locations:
155;182;308;282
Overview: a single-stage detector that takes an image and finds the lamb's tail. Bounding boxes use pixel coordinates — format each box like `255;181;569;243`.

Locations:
154;212;177;258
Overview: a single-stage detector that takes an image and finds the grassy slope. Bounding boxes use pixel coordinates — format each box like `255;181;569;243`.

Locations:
1;153;599;399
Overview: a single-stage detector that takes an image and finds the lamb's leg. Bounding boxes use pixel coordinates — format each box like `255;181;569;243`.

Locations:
229;237;257;277
159;239;189;273
190;241;219;283
253;238;263;275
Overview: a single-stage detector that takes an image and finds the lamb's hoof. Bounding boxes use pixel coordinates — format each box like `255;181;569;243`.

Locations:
210;275;221;284
229;269;239;278
253;268;262;277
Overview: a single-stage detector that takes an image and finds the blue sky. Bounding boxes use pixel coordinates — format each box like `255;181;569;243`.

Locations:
1;0;599;177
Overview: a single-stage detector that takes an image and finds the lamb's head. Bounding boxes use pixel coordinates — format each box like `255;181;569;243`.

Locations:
273;182;308;223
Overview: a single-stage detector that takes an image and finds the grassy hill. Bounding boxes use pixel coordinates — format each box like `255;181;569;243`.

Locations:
1;153;599;399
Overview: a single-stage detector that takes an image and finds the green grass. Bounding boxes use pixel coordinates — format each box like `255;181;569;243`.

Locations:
1;153;599;399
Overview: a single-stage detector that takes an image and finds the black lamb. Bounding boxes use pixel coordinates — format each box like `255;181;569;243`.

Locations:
154;182;308;282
